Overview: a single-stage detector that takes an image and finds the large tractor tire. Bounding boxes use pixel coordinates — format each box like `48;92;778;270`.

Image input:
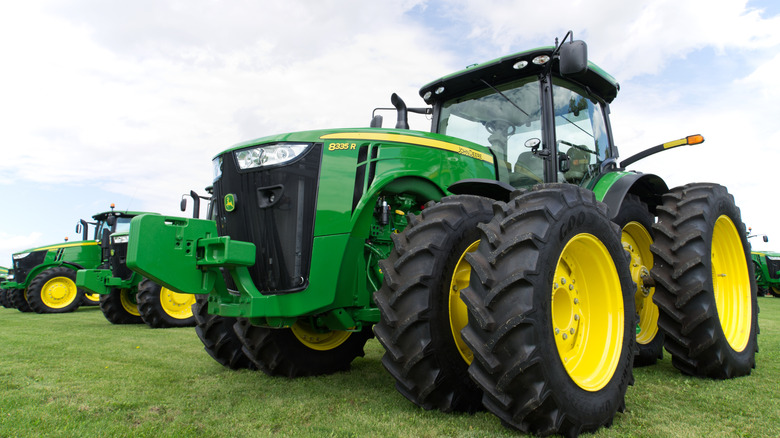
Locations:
613;194;664;367
136;278;197;328
99;288;144;324
234;318;373;377
651;183;758;378
9;288;32;312
373;195;493;413
193;295;256;370
0;289;9;308
82;292;101;306
752;263;766;297
27;267;83;314
461;184;636;437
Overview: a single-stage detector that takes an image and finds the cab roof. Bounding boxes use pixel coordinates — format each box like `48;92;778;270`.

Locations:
419;46;620;105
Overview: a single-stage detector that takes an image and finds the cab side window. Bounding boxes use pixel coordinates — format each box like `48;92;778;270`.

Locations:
552;79;611;186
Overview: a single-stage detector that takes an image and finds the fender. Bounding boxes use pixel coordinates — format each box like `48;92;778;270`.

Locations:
448;178;515;202
593;171;669;219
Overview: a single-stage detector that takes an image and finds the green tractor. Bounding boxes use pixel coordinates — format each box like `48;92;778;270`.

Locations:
1;208;135;314
751;250;780;297
76;195;207;327
125;34;757;436
0;266;10;308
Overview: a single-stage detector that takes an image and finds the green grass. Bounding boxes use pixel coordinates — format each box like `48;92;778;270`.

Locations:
1;298;779;437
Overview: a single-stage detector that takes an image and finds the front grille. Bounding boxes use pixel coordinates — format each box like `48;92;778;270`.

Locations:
213;143;322;293
766;257;780;280
109;241;133;280
12;250;47;283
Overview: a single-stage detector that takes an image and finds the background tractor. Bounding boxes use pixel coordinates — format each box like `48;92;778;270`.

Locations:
125;34;757;436
0;207;138;314
752;250;780;297
76;194;208;327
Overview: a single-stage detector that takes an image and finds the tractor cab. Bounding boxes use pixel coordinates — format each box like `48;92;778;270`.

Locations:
417;37;619;190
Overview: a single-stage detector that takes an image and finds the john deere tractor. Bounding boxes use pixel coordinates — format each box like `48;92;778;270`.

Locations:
1;209;133;313
0;266;10;308
752;250;780;297
76;195;207;327
126;33;757;436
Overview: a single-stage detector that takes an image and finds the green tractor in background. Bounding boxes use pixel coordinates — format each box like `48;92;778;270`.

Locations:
76;195;208;327
0;266;9;308
752;250;780;297
0;207;136;314
125;34;757;436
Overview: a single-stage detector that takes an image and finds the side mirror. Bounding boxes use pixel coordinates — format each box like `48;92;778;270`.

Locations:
764;235;769;243
106;215;116;227
559;40;588;77
75;222;82;234
180;197;187;212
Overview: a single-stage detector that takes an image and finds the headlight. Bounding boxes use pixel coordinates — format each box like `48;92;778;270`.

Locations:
234;143;311;170
12;252;30;260
112;235;129;244
212;156;222;181
767;256;780;261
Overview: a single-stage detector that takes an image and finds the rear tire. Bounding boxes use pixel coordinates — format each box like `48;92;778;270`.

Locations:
0;289;9;308
136;278;197;328
99;288;144;324
461;184;636;437
373;195;493;413
9;288;32;312
193;295;256;370
651;183;758;378
612;194;664;367
234;318;372;377
27;267;83;314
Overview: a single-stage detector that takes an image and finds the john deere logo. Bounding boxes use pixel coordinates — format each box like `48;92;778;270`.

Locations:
224;194;236;212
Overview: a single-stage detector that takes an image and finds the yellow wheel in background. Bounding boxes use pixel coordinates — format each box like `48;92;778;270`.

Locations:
448;240;480;364
291;321;351;351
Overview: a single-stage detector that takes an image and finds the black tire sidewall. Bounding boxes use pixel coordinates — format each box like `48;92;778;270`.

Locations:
529;198;635;419
28;267;82;313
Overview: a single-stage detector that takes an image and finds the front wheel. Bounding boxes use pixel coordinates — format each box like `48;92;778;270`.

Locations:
100;288;144;324
234;318;372;377
136;278;197;328
461;184;636;436
9;288;32;312
651;183;758;378
373;195;493;413
193;295;256;370
27;267;83;314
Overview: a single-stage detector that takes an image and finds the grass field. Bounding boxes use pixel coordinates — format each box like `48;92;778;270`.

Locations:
1;298;779;437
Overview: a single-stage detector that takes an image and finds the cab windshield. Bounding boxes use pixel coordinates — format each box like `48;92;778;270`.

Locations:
438;77;544;188
437;76;612;188
93;216;133;240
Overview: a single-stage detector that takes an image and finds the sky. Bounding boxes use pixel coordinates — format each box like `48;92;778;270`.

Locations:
1;0;779;266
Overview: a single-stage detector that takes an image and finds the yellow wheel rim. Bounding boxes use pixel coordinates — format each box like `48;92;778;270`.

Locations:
291;321;351;351
40;276;79;309
120;289;141;316
552;233;624;392
712;215;751;352
449;240;480;364
159;287;196;320
621;222;658;345
84;293;100;304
